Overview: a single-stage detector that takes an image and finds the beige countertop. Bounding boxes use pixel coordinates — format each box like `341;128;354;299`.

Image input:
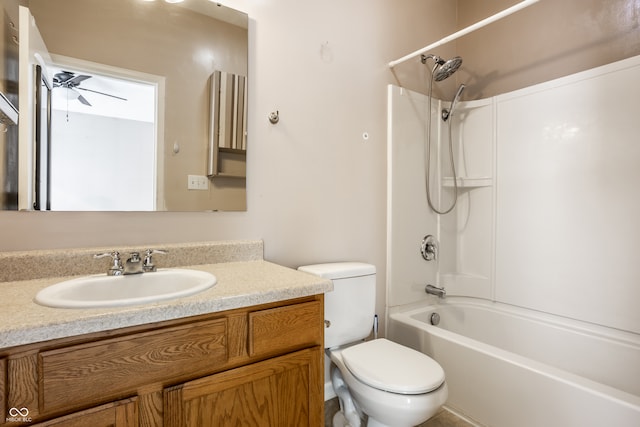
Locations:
0;260;332;349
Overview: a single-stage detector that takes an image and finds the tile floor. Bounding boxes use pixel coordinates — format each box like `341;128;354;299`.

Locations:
324;398;475;427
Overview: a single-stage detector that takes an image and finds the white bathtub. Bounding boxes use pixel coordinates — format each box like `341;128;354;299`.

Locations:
388;297;640;427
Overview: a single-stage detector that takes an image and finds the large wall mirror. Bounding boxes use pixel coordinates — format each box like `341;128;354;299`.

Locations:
2;0;248;212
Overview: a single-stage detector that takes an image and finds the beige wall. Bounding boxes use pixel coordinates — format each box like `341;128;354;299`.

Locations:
456;0;640;99
0;0;457;332
2;0;639;324
0;0;456;255
28;0;248;211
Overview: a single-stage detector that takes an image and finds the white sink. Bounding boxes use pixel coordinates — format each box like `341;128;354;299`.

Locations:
35;269;217;309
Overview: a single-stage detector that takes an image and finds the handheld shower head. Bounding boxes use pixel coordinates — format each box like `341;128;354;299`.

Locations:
442;84;465;122
421;54;463;81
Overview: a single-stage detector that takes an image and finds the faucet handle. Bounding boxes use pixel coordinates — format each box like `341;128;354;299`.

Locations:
94;251;124;276
143;249;167;272
421;235;438;261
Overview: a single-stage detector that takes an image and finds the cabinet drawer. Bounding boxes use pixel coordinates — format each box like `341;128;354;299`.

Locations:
32;397;137;427
249;300;323;357
39;318;227;413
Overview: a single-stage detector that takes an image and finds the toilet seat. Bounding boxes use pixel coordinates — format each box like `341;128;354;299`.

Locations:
341;339;445;394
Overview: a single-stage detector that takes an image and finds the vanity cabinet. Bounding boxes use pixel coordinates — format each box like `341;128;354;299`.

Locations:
164;348;321;426
0;295;324;427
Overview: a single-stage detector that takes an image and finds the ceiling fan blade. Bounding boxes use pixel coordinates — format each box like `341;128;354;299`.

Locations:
75;86;127;101
77;94;92;106
62;87;92;106
66;74;92;86
54;71;75;83
68;88;92;106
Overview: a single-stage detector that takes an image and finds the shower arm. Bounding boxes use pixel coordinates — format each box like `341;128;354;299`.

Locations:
421;54;445;67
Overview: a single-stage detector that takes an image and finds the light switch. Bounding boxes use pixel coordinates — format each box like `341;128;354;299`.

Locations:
187;175;209;190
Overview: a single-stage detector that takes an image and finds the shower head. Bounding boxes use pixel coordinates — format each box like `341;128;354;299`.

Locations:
435;56;463;81
421;54;463;81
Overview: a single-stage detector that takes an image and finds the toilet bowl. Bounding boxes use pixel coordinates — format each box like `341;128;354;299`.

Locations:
329;339;448;427
297;263;448;427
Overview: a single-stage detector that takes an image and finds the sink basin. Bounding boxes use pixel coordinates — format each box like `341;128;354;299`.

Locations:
35;269;217;308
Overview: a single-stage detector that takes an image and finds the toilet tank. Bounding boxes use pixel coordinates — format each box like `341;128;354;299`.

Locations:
298;262;376;349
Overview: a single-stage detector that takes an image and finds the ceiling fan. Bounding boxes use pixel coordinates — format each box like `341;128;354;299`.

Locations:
52;71;127;106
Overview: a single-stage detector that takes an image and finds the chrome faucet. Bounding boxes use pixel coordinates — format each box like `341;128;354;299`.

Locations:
142;249;166;272
124;252;144;275
95;249;166;275
425;284;446;298
94;251;124;276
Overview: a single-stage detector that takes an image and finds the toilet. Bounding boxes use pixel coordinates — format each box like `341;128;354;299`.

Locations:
298;262;448;427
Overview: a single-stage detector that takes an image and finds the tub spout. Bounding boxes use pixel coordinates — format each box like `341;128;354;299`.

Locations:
425;284;446;298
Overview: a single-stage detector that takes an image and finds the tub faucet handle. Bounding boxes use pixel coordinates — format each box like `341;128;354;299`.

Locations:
421;235;438;261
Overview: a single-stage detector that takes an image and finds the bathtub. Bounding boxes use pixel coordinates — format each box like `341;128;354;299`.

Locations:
388;297;640;427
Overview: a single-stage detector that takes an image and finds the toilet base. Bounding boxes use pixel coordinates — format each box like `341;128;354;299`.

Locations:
333;410;353;427
331;364;363;427
332;410;435;427
332;411;399;427
366;419;394;427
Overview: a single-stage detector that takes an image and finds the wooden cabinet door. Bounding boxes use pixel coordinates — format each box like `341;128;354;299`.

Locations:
164;347;323;427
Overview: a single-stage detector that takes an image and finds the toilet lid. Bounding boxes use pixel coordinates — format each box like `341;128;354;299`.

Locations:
341;339;445;395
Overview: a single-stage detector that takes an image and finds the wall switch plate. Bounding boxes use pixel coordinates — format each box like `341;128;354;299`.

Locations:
187;175;209;190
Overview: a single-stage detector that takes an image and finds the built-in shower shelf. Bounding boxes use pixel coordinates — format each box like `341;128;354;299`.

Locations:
443;176;492;188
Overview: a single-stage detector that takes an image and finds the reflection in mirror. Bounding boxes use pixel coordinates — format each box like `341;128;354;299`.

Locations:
208;70;247;179
43;61;158;211
0;0;20;211
13;0;248;211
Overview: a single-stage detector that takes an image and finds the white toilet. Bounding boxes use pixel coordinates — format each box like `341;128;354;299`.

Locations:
298;262;448;427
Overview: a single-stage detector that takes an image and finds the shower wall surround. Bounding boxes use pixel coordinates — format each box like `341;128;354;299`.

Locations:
387;54;640;335
387;87;494;306
494;55;640;334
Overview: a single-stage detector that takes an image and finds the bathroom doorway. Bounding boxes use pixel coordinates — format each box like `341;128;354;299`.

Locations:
42;58;159;211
